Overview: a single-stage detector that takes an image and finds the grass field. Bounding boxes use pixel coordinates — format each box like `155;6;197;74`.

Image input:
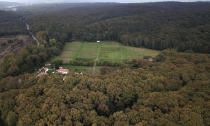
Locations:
62;65;101;72
54;41;160;63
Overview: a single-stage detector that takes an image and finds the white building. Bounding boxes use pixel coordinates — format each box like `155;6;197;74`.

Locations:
56;69;69;75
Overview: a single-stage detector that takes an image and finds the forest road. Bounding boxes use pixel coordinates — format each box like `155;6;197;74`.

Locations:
25;23;40;46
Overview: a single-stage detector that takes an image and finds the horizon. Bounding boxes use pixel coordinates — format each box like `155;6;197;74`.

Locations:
0;0;210;4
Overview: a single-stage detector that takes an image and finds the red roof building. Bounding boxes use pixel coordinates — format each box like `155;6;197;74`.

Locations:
56;69;69;75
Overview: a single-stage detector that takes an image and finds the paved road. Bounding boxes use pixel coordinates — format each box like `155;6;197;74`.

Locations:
25;23;40;46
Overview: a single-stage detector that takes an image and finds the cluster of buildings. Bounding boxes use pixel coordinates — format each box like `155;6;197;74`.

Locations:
37;64;69;77
36;64;84;79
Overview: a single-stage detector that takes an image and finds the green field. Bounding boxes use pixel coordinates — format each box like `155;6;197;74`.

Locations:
62;65;101;73
55;41;160;63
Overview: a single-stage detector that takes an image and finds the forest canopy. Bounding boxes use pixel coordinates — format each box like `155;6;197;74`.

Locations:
0;50;209;126
26;2;210;53
0;11;26;36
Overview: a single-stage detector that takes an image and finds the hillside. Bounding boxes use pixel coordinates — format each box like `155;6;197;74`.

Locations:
26;2;210;53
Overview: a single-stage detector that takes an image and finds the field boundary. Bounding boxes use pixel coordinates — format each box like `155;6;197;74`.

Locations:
120;43;128;62
93;43;102;74
73;42;85;60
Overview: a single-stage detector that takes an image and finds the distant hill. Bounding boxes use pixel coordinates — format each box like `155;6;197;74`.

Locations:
17;2;117;14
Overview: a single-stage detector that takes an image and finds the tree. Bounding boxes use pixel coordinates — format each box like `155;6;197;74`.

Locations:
6;111;18;126
0;53;19;77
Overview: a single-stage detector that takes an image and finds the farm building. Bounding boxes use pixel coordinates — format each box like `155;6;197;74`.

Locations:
57;69;69;75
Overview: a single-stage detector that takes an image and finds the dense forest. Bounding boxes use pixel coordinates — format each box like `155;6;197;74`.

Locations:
0;50;209;126
0;11;26;37
26;2;210;53
0;2;210;126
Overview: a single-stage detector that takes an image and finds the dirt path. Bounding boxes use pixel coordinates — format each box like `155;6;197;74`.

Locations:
92;43;102;74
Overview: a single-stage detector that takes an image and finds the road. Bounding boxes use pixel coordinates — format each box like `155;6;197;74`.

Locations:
25;23;40;46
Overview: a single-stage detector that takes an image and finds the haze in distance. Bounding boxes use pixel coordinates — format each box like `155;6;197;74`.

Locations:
0;0;210;4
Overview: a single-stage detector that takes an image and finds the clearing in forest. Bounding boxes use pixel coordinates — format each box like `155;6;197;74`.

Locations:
54;41;160;63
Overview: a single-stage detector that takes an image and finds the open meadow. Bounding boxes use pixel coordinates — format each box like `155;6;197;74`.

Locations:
54;41;160;63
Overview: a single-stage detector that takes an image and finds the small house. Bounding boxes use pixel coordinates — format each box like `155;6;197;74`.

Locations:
57;69;69;75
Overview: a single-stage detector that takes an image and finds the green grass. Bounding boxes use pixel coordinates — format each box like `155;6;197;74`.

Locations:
55;41;160;63
79;42;99;60
62;65;101;73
